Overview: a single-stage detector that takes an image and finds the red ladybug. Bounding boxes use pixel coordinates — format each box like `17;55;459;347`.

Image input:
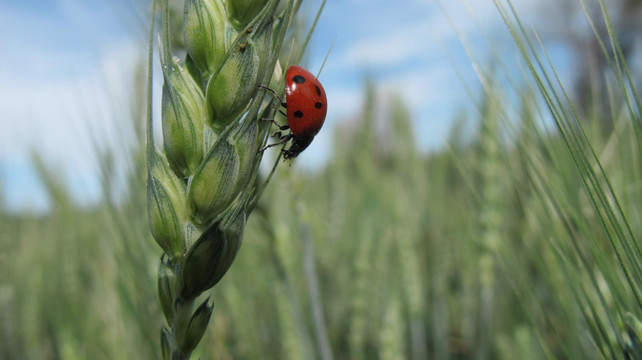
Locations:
259;65;327;159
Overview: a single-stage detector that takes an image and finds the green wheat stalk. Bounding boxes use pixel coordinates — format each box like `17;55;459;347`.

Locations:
493;0;642;357
144;0;300;358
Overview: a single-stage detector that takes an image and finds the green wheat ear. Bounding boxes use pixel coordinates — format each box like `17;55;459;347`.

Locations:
145;0;298;358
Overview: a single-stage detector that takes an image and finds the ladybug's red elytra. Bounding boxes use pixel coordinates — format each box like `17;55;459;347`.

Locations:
259;65;327;159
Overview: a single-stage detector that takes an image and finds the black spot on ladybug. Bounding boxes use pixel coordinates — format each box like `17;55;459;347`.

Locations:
315;102;323;109
294;110;304;118
315;86;321;96
293;75;306;84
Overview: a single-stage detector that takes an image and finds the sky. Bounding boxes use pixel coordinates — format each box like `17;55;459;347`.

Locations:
0;0;560;212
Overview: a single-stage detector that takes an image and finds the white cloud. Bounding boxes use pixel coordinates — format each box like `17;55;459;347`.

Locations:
0;35;144;209
336;21;431;68
326;0;542;79
0;0;564;203
0;39;141;154
431;0;541;40
326;87;363;119
380;63;460;108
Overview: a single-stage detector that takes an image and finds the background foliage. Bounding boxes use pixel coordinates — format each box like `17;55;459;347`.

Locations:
1;0;641;359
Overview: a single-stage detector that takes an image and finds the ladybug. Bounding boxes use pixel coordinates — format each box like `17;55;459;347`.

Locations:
259;65;327;159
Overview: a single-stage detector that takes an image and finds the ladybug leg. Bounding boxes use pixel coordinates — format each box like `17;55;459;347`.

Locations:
259;85;287;108
260;118;290;131
258;133;293;153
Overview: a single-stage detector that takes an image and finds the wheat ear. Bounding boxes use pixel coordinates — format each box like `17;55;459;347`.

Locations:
146;0;297;358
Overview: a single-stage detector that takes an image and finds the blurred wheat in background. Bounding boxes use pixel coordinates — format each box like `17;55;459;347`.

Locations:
0;0;640;359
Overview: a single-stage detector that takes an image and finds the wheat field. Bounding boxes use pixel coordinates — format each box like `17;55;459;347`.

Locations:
0;0;640;359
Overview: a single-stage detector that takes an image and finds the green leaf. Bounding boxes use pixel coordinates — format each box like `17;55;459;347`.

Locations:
179;213;245;300
158;255;175;324
160;326;174;360
147;151;187;259
227;0;269;30
184;0;228;75
187;136;241;227
206;36;260;130
178;297;214;353
161;56;208;179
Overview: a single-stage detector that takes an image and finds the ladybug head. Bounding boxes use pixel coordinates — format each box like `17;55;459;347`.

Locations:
282;135;314;159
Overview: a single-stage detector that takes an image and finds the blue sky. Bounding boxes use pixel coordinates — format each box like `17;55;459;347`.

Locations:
0;0;556;212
